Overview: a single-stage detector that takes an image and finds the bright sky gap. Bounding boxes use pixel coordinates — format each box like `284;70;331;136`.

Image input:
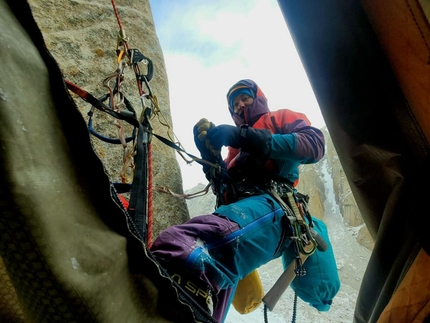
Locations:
149;0;325;189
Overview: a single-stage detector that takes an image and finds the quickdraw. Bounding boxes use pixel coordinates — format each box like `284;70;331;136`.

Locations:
267;182;324;256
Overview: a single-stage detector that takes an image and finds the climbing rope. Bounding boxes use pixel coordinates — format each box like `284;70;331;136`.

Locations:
291;240;306;323
111;0;155;246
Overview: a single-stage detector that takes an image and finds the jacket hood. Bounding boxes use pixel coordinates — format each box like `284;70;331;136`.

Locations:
226;79;269;126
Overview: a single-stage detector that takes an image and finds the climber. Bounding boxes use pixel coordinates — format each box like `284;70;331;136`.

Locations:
150;79;340;322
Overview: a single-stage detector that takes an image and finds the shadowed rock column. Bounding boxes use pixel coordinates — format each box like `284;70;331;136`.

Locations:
28;0;190;238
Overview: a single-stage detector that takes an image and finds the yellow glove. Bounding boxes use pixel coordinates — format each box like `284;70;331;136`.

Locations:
194;118;215;142
232;269;264;314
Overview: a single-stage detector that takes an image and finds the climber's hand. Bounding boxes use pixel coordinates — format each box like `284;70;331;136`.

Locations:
206;124;272;157
206;124;243;155
193;118;216;158
194;118;215;141
193;118;226;180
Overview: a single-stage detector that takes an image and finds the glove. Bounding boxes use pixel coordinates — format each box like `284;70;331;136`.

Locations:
193;118;216;158
205;124;243;154
193;118;224;180
206;124;272;157
194;118;215;142
242;126;272;156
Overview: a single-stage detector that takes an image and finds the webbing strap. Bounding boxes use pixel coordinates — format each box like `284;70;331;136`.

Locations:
127;120;149;242
266;187;296;225
65;80;218;241
285;191;305;222
65;80;148;241
65;81;141;128
127;104;154;243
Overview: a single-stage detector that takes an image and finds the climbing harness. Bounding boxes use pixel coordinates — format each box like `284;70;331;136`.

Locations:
267;182;320;256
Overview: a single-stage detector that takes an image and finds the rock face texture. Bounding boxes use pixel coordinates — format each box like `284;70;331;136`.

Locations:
28;0;189;238
319;128;374;251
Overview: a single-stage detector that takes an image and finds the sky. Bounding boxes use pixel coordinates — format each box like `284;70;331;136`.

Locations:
149;0;326;190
